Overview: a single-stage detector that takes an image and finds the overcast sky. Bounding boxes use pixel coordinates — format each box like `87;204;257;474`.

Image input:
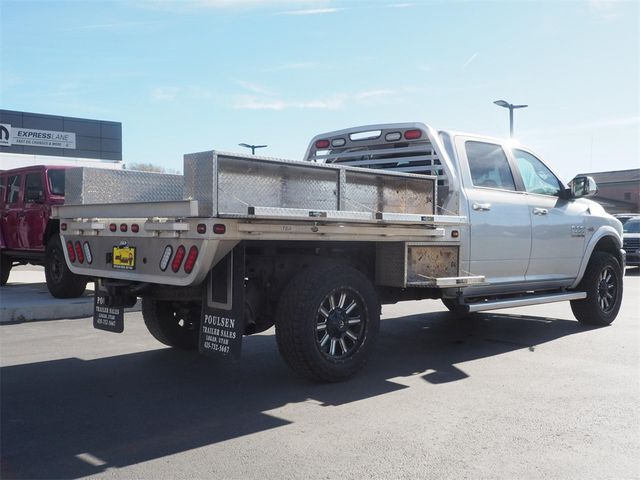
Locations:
1;0;638;180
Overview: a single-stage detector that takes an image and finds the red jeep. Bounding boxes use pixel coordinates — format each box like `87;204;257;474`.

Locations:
0;165;87;297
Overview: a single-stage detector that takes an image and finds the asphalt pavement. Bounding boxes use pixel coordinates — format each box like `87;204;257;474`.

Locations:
1;269;639;479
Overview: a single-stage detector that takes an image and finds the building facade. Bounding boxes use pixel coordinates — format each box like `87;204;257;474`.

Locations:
0;109;123;170
578;168;640;214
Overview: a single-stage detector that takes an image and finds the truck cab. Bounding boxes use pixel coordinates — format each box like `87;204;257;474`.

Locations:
0;165;87;297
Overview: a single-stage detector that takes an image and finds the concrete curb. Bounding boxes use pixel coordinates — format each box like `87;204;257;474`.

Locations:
0;282;140;324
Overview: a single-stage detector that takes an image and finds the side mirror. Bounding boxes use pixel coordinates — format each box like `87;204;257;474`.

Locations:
569;175;598;198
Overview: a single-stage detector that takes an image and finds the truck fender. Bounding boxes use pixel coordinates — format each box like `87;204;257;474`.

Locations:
569;226;622;289
43;218;60;246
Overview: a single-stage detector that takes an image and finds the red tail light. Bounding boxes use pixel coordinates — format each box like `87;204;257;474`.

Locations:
120;223;128;232
131;224;139;233
109;223;117;232
197;223;207;234
404;129;422;140
183;246;199;274
315;139;330;149
66;241;76;262
61;223;67;231
171;245;186;273
75;241;85;264
213;224;226;234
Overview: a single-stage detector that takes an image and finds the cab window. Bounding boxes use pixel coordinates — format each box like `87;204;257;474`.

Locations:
48;170;65;196
25;173;44;202
7;175;21;204
512;149;561;196
465;141;516;191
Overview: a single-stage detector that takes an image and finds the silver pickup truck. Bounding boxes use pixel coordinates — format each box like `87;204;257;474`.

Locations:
54;122;625;381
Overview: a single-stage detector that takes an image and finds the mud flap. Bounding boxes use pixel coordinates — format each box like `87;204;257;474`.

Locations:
93;288;124;333
199;244;245;360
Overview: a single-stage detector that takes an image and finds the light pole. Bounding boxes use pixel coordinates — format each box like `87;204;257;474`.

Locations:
238;143;268;155
493;100;528;138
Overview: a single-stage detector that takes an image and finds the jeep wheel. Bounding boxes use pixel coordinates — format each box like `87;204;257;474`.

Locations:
44;236;88;298
570;251;623;326
0;255;11;286
275;264;380;382
142;298;201;350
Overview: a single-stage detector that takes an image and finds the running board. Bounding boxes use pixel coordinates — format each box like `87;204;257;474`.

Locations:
466;291;587;313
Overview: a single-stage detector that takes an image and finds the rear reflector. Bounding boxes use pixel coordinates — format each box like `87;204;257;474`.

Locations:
213;224;226;234
404;129;422;140
120;223;128;232
61;223;67;231
66;241;76;262
131;224;139;233
171;245;186;273
109;223;117;232
75;241;85;264
184;246;199;274
197;223;207;234
83;242;93;264
315;139;330;149
159;245;173;271
385;132;402;142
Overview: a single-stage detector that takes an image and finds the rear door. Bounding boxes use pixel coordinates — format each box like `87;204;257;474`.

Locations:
22;170;48;251
511;148;586;282
456;137;532;287
2;174;23;250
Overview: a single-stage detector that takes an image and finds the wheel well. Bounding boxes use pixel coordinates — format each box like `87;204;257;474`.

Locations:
592;235;622;266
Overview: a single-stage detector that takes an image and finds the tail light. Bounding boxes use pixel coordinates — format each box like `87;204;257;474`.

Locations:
109;223;117;232
197;223;207;234
131;224;139;233
171;245;186;273
120;223;128;232
61;223;67;231
315;139;330;149
75;241;85;264
159;245;173;271
66;241;76;262
404;129;422;140
83;242;93;264
183;246;199;274
213;224;226;234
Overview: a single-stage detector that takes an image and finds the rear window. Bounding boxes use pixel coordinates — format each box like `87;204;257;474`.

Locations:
48;170;65;196
623;219;640;234
465;141;516;191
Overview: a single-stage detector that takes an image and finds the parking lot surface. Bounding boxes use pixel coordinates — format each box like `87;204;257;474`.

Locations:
1;270;639;479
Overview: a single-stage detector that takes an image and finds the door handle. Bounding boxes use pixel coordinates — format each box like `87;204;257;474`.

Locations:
472;203;492;211
533;207;548;216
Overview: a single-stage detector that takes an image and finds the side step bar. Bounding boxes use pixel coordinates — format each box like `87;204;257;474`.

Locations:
465;291;587;313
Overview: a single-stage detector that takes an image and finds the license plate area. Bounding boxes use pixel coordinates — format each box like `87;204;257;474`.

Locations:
112;246;136;270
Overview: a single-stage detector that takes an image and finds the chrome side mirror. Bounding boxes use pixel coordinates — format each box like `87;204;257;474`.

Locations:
569;175;598;198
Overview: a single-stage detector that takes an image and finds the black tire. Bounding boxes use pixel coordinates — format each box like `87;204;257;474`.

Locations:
441;298;470;316
570;251;623;326
0;254;11;286
275;264;380;382
44;236;87;298
142;298;201;350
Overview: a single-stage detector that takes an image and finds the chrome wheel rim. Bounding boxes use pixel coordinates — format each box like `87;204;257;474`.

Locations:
315;288;366;359
597;266;618;314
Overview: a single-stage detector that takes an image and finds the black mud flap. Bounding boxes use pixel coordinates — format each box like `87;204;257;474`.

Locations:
199;245;245;360
93;291;124;333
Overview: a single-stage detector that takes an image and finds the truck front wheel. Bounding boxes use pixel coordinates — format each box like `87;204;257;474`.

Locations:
275;264;380;382
142;299;201;350
570;251;623;326
45;236;87;298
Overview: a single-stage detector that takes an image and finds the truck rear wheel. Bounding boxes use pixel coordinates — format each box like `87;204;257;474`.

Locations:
570;251;623;326
275;264;380;382
0;254;11;286
44;236;87;298
142;298;201;350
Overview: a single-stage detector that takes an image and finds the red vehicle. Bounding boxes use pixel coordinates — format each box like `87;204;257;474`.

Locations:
0;165;87;297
